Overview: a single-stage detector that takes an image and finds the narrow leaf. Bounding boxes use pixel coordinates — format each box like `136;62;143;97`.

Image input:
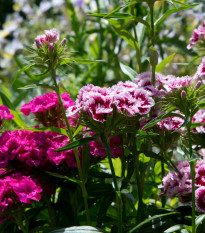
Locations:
155;4;199;26
55;136;98;152
196;214;205;229
164;224;188;233
156;53;175;72
120;63;138;80
21;127;68;137
10;110;28;128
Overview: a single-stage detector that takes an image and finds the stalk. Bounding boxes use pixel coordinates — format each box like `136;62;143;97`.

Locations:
187;124;196;233
149;3;156;86
132;135;145;223
101;134;123;233
50;69;91;225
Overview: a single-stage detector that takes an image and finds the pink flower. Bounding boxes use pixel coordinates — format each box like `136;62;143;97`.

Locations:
192;109;205;134
0;105;14;126
34;28;60;48
20;92;75;127
187;21;205;49
157;115;184;131
194;57;205;80
196;186;205;212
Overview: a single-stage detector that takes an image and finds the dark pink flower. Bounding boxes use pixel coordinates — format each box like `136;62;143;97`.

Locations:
196;186;205;212
20;92;75;127
194;57;205;80
0;105;14;126
192;109;205;133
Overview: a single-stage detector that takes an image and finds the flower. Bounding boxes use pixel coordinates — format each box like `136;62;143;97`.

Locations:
20;92;75;127
192;109;205;134
194;57;205;80
0;105;14;126
187;21;205;49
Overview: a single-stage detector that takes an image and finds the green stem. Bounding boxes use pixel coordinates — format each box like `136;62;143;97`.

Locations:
150;3;156;86
187;124;196;233
100;134;122;233
132;135;145;223
50;69;91;225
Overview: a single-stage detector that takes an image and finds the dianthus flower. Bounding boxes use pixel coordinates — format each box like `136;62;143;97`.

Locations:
0;173;42;212
192;109;205;133
34;28;60;48
0;105;14;126
187;21;205;50
20;92;75;127
161;159;205;211
90;133;122;158
194;57;205;81
0;130;79;169
67;82;155;127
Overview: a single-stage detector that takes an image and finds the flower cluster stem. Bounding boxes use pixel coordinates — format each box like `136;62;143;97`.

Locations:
101;134;123;233
50;69;91;225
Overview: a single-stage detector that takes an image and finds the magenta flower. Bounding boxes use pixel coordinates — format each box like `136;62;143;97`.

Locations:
196;187;205;212
20;92;75;127
12;176;42;204
194;57;205;80
157;116;184;131
0;105;14;126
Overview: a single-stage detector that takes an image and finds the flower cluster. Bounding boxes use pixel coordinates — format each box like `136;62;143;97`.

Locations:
0;130;78;169
192;109;205;134
0;105;14;126
20;92;75;127
187;20;205;49
66;82;155;125
34;28;60;48
161;159;205;212
0;172;42;212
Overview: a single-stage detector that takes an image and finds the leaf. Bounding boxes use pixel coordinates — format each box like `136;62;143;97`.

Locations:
139;153;151;163
18;84;56;91
50;226;107;232
73;124;84;138
120;63;138;80
0;91;15;110
164;224;188;233
149;46;158;67
155;4;199;26
156;53;175;72
9;110;28;128
60;58;103;66
128;212;179;233
107;19;139;50
21;127;68;137
46;171;82;185
121;189;135;203
196;214;205;229
89;12;133;19
67;0;80;36
55;136;98;152
136;16;147;48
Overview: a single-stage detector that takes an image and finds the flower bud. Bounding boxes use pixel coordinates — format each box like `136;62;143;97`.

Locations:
60;38;67;46
195;80;202;90
34;38;41;48
181;90;187;99
48;43;54;52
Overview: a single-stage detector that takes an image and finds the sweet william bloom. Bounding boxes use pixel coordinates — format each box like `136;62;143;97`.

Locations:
194;57;205;80
192;109;205;134
20;92;75;127
187;21;205;50
0;105;14;126
196;187;205;212
12;176;42;204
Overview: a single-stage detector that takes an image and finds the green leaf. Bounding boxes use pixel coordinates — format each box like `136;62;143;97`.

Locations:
46;171;82;185
107;19;139;50
18;84;56;91
120;63;138;80
89;12;133;19
121;189;135;203
21;127;68;137
9;110;28;128
129;212;179;233
139;153;151;163
155;4;199;26
136;16;147;48
60;58;103;66
149;46;158;67
50;226;107;233
196;214;205;229
156;53;175;72
0;91;15;110
55;136;98;152
67;0;80;36
164;224;188;233
73;124;84;138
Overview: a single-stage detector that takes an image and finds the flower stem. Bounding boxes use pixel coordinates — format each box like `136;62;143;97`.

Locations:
101;134;123;233
149;3;156;86
187;124;196;233
50;69;91;225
